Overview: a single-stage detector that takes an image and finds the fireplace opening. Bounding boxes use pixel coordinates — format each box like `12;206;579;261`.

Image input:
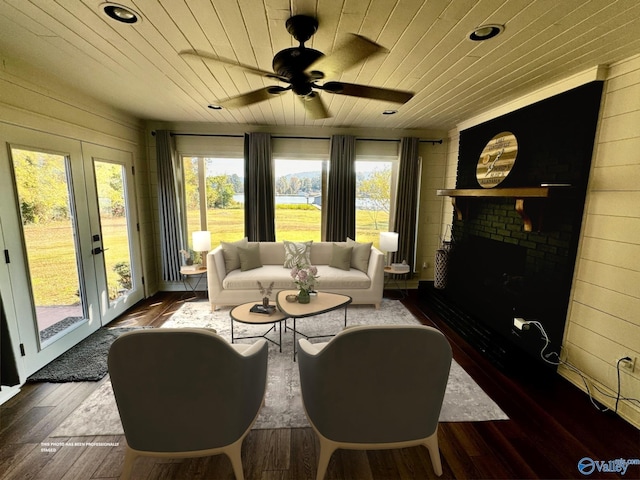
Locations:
446;236;526;328
436;234;569;370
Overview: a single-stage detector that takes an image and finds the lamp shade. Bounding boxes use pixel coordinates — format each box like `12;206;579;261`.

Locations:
192;230;211;252
379;232;399;252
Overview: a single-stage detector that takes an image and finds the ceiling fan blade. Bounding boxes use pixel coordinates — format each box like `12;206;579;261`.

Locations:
217;86;289;109
179;49;287;82
305;34;386;79
298;92;330;119
321;81;413;104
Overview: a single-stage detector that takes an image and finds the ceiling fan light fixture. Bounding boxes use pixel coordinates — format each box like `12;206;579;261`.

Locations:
102;3;140;24
468;24;504;41
188;15;412;119
292;83;313;97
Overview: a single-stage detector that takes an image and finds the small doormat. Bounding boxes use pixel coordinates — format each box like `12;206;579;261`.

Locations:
27;327;143;383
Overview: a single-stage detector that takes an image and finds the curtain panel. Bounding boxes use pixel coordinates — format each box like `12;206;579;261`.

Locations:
156;130;182;282
393;137;421;270
244;133;275;241
325;135;356;241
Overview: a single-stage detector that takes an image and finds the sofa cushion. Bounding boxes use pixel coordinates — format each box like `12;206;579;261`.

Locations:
283;240;313;268
220;237;248;272
237;244;262;271
347;238;373;273
223;265;297;290
329;244;353;271
221;265;371;291
315;266;371;289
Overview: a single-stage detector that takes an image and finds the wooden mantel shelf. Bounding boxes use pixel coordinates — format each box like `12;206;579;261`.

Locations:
436;186;572;198
436;186;574;231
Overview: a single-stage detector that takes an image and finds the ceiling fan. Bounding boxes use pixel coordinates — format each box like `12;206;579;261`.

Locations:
180;15;414;119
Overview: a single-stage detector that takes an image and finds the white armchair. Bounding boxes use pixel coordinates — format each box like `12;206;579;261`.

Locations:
108;328;268;480
297;325;452;479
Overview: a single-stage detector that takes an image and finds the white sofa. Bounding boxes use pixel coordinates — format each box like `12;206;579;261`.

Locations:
206;241;384;310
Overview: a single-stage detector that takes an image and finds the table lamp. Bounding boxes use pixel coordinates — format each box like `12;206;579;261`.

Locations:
379;232;398;267
192;230;211;267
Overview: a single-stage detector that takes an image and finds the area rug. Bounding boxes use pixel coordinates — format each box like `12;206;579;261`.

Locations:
27;327;143;383
51;299;507;436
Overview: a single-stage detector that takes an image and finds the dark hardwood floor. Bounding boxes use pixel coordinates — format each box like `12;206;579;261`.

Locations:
1;291;638;479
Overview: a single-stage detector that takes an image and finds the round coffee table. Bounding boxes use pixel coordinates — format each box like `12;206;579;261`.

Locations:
229;302;288;352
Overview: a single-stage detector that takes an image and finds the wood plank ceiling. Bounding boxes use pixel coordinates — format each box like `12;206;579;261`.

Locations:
0;0;639;130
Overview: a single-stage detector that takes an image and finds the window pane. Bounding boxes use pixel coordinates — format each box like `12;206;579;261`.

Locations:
274;159;323;242
183;156;245;260
356;161;394;248
205;157;245;246
183;156;201;246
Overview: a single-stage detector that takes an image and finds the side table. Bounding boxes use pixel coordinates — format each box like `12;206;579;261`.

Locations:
383;266;409;299
180;266;207;300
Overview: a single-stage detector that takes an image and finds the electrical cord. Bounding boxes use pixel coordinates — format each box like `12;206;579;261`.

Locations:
527;321;640;413
615;358;624;413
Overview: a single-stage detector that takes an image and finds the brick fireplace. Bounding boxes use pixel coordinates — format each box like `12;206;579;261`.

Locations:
423;81;604;373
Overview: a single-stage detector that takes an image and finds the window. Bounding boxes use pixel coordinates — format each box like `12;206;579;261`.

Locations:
181;156;244;260
272;138;329;241
177;137;401;251
273;159;326;241
355;141;400;248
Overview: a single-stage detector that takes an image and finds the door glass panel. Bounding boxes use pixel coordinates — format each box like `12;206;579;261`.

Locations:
94;160;133;305
11;148;86;346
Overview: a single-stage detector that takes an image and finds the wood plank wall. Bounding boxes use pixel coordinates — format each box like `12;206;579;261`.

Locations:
415;140;448;281
561;54;640;428
0;57;153;296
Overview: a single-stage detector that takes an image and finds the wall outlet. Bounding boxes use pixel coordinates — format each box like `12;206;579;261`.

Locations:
422;261;428;269
619;357;636;372
513;317;530;330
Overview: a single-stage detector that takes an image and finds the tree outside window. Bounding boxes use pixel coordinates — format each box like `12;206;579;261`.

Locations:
356;161;396;247
182;156;244;255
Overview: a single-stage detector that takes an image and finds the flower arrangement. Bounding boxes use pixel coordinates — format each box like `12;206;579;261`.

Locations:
179;249;193;265
290;264;319;292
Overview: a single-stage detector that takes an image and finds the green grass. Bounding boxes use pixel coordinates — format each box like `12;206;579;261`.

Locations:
27;206;389;305
24;217;132;306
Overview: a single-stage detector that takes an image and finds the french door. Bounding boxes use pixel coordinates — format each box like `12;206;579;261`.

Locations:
0;125;143;377
83;143;144;324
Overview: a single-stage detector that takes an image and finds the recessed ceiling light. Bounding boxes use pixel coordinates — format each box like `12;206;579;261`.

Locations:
382;109;397;115
208;104;223;110
102;3;140;24
468;24;504;41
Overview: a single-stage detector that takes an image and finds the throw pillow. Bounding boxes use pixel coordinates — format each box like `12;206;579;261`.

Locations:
283;240;313;268
237;244;262;272
346;237;372;273
220;237;248;273
329;244;353;271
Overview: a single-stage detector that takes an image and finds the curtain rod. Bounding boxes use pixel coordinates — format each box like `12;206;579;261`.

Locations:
150;131;442;144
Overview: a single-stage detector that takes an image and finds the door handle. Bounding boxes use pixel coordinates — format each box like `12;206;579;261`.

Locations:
92;247;108;255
